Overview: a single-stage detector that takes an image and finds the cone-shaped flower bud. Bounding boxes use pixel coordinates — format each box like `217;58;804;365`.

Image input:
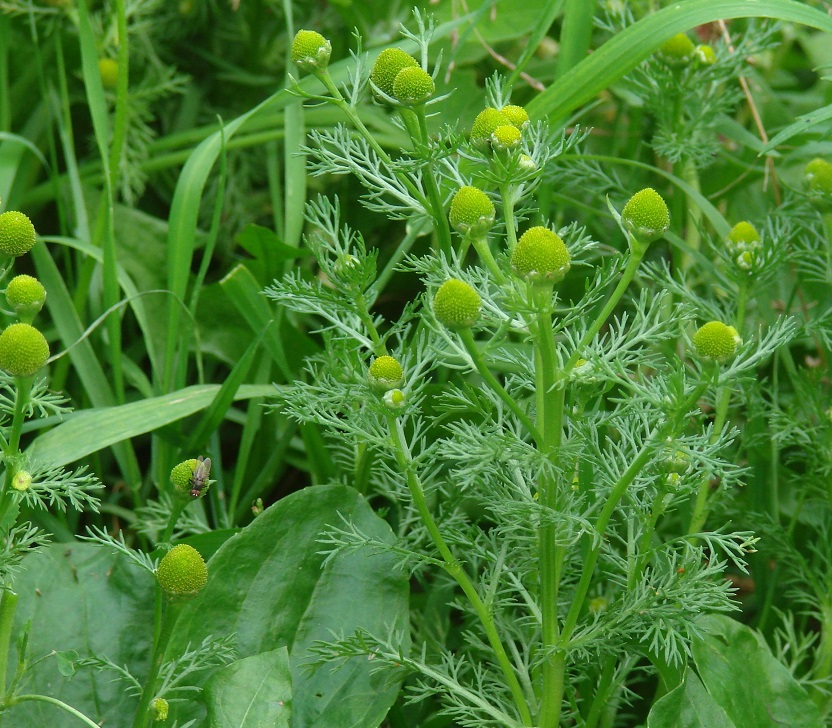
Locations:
433;279;481;330
725;221;761;257
501;104;529;129
6;274;46;322
290;30;332;73
621;188;670;248
491;124;522;151
449;186;495;236
170;459;199;497
0;211;37;257
156;544;208;597
692;321;742;363
371;48;418;98
392;66;434;105
694;44;716;65
511;226;570;284
0;323;49;377
470;107;511;145
383;388;406;411
368;355;404;392
98;58;119;89
657;33;695;65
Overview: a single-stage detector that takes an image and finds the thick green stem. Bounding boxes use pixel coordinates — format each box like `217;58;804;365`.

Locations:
414;107;453;257
457;328;541;443
386;415;534;726
501;185;519;253
0;591;18;700
469;234;507;284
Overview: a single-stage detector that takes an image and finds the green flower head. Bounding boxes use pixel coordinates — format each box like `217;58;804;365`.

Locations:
500;104;529;129
692;321;742;363
12;470;32;492
98;58;119;89
371;48;418;99
290;29;331;73
805;158;832;202
657;33;695;65
0;211;37;257
725;221;761;259
694;44;717;66
5;274;46;322
491;124;522;151
621;188;670;248
449;186;495;236
156;544;208;597
433;279;482;330
392;66;434;105
368;355;405;392
470;107;511;145
511;226;570;284
0;323;49;377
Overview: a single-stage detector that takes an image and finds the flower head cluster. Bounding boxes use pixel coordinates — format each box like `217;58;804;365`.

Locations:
370;49;434;105
470;104;529;150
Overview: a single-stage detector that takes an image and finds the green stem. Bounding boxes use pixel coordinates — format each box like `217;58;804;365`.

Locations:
812;601;832;712
160;501;188;545
584;655;617;728
457;328;542;443
386;415;534;726
468;234;507;284
501;185;519;253
7;695;99;727
0;376;33;522
132;596;183;728
414;107;453;257
0;591;18;699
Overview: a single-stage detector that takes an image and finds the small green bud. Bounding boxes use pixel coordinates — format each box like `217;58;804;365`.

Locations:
805;158;832;202
383;388;406;411
621;188;670;248
470;107;511;145
391;66;434;105
491;124;522;151
370;48;418;98
12;470;32;492
449;186;495;236
518;154;536;172
725;221;761;257
156;544;208;597
0;211;37;257
692;321;742;363
657;33;695;65
694;44;716;65
5;274;46;322
368;355;404;392
433;279;482;330
0;323;49;377
98;58;119;89
170;459;198;496
290;30;332;73
151;698;169;721
511;226;570;284
500;104;529;129
588;596;608;614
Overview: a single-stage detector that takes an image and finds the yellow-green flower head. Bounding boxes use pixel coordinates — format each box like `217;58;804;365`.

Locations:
725;221;761;257
449;186;495;236
0;211;37;257
170;459;199;496
383;388;406;411
98;58;119;89
511;226;571;284
470;107;511;145
500;104;529;129
694;44;717;66
290;29;331;73
805;158;832;198
433;279;481;330
621;188;670;247
392;66;434;105
371;48;418;98
12;470;32;492
151;698;169;722
156;544;208;597
368;355;404;392
657;33;695;65
6;274;46;322
491;124;522;151
692;321;742;363
0;323;49;377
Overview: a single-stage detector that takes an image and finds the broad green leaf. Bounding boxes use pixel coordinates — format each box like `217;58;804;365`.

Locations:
6;543;154;727
647;669;736;728
165;485;410;728
526;0;832;124
205;648;292;728
27;383;274;468
692;615;823;728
